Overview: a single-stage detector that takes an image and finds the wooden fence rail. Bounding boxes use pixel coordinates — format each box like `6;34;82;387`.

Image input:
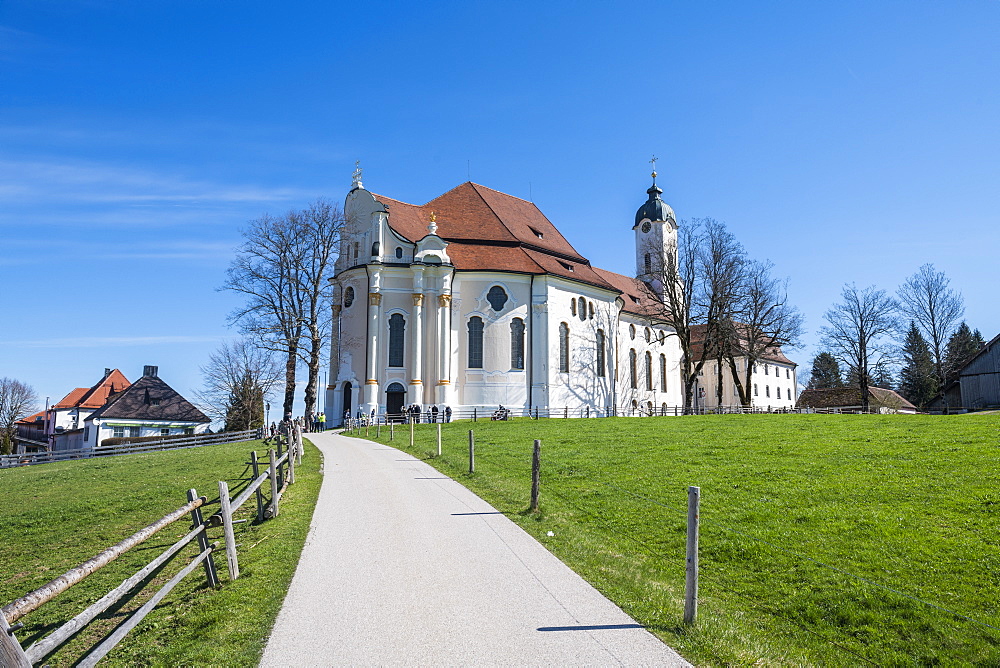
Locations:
1;430;258;469
0;425;303;667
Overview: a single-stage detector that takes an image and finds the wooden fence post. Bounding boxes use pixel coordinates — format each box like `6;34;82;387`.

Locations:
409;420;414;447
437;423;442;457
251;451;264;523
288;439;296;484
187;489;218;588
468;430;475;474
0;614;30;668
684;485;700;625
530;440;541;512
268;449;279;518
218;481;239;580
473;407;477;422
295;424;303;464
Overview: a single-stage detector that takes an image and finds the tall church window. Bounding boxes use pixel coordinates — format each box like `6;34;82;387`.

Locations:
388;314;405;367
559;322;570;373
487;286;508;311
570;299;576;317
344;286;355;308
510;318;525;370
588;302;594;320
353;242;359;261
468;317;484;369
629;349;637;389
644;327;651;343
371;242;380;256
644;253;651;275
596;329;606;377
645;352;653;390
629;324;636;340
578;297;586;321
660;353;667;390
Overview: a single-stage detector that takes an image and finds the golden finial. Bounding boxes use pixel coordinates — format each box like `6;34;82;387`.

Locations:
430;211;437;222
650;155;658;180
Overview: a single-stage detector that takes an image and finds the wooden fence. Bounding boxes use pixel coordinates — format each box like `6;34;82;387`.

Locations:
0;427;303;667
0;429;258;469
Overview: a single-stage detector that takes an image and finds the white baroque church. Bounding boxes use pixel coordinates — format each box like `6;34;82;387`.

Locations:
326;168;685;424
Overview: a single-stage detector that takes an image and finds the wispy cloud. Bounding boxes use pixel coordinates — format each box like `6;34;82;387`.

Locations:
0;158;312;208
1;335;225;348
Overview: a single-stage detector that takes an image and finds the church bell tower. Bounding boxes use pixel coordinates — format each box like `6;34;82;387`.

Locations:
633;158;677;296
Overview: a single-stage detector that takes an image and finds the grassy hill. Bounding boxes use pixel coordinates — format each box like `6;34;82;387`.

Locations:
364;413;1000;666
0;438;322;666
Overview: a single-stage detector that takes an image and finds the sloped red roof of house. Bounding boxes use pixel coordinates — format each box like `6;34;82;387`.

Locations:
52;370;131;410
17;410;45;425
797;387;916;411
689;324;795;366
372;182;619;292
591;267;664;317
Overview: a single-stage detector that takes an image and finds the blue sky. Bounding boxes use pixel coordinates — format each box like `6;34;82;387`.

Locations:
2;1;998;414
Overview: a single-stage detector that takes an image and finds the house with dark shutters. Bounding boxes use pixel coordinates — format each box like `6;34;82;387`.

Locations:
81;365;210;448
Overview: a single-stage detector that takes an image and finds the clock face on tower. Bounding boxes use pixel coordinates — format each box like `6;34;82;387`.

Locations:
641;220;651;233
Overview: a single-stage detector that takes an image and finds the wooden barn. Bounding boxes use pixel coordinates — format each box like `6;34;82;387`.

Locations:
947;332;1000;409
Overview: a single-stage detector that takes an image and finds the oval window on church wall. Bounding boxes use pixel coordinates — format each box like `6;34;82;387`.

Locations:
344;287;355;308
487;286;508;311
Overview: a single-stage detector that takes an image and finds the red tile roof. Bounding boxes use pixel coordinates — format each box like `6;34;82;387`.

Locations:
797;387;916;411
591;268;664;317
372;182;621;292
17;410;45;425
689;324;795;365
52;370;131;410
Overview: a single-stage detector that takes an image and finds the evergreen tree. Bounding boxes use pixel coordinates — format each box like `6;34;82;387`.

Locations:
871;367;895;390
898;321;937;407
807;352;844;389
943;322;986;384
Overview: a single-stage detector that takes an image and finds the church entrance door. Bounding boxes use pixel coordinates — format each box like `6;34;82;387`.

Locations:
342;382;352;423
386;383;406;422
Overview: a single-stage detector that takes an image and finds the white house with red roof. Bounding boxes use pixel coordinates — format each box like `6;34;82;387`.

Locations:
327;167;688;422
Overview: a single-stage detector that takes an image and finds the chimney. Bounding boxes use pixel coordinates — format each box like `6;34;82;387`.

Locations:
143;365;159;378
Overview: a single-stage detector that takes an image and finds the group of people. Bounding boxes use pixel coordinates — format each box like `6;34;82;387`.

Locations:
304;412;327;433
491;404;511;421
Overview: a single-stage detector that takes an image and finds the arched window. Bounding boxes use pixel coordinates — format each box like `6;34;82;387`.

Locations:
660;353;667;390
353;242;358;261
754;383;759;396
468;317;484;369
659;330;665;346
629;324;636;340
766;385;771;398
578;297;586;321
395;247;403;259
559;322;570;373
629;349;637;389
588;302;594;320
344;286;355;308
388;314;405;367
644;253;651;275
644;327;651;343
510;318;525;370
776;387;782;400
570;299;576;316
371;241;380;256
596;329;606;378
645;351;653;390
487;286;508;311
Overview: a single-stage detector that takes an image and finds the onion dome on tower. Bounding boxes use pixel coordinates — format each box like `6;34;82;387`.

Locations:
634;169;675;226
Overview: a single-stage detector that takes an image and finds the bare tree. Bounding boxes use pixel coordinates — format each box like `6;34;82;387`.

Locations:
897;263;963;387
821;284;899;411
725;260;804;407
223;199;344;418
196;339;283;431
289;200;343;419
641;218;746;412
0;377;39;455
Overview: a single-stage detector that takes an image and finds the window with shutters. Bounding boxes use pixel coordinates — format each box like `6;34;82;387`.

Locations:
388;314;405;367
468;317;484;369
510;318;525;370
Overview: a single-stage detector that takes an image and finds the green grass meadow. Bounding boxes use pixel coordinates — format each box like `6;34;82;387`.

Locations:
0;438;322;666
362;413;1000;666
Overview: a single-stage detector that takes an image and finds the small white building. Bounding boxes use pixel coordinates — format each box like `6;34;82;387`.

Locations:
327;168;686;423
81;366;210;448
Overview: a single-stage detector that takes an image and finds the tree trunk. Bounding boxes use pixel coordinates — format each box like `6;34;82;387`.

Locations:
283;343;298;417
